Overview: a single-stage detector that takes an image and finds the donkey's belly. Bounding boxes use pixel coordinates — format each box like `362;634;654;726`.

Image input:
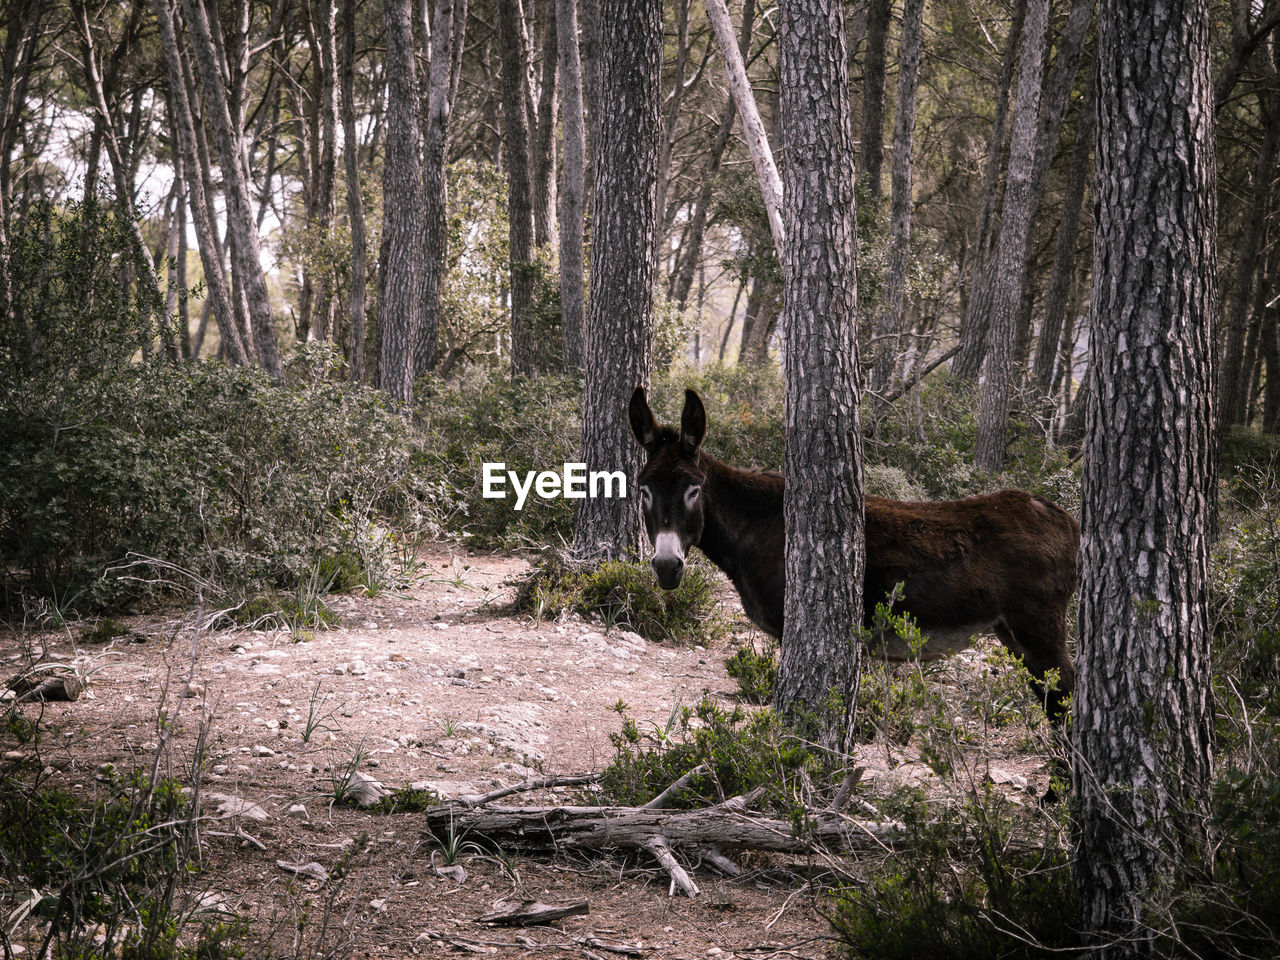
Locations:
867;622;993;661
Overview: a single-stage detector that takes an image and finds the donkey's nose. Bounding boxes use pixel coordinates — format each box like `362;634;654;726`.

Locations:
651;555;685;590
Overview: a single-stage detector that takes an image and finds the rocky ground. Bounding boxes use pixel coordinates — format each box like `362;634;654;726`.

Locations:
1;545;1056;959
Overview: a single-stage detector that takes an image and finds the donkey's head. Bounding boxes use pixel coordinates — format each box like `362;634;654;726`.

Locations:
628;387;708;590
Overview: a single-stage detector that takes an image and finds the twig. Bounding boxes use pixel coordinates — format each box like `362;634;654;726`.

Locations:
641;836;699;898
881;345;961;404
463;773;603;806
640;764;707;809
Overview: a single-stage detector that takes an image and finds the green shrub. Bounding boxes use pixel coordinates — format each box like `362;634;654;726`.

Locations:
414;369;582;547
1;357;414;611
515;555;720;644
600;698;834;811
725;641;777;704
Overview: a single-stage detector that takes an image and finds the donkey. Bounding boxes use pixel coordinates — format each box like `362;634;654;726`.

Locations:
628;387;1080;720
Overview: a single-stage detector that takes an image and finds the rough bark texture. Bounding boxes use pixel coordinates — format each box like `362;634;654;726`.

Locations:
557;0;587;370
532;3;559;247
973;0;1049;473
774;0;866;753
180;0;283;379
951;0;1027;381
377;0;426;405
415;0;468;377
860;0;890;207
152;0;249;365
572;0;662;562
1075;0;1218;952
870;0;925;394
340;0;368;381
498;0;538;377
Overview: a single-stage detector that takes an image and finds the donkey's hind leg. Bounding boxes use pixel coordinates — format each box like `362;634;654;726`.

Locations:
993;612;1075;723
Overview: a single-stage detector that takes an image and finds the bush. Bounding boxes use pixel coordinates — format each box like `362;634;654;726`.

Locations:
514;555;721;644
1;357;414;611
725;641;777;704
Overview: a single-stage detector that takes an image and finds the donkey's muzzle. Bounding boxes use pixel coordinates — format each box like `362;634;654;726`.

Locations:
651;555;685;590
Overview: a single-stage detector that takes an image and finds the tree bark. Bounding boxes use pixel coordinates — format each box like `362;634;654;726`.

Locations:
860;0;890;209
415;0;468;377
668;0;755;310
1033;74;1095;399
180;0;283;379
705;0;785;262
557;0;587;370
152;0;249;366
377;0;426;405
532;2;559;246
870;0;926;394
951;0;1027;381
572;0;662;562
1075;0;1218;952
774;0;866;753
1218;109;1278;429
498;0;538;377
340;0;368;380
973;0;1050;473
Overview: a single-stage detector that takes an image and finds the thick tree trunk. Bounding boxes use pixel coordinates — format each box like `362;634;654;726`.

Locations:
1075;0;1218;952
860;0;890;208
180;0;283;379
498;0;538;377
951;0;1027;381
377;0;426;404
415;0;468;377
152;0;249;366
311;0;339;342
870;0;926;394
655;0;691;244
341;0;368;381
557;0;587;370
705;0;785;261
973;0;1050;473
572;0;662;562
774;0;866;753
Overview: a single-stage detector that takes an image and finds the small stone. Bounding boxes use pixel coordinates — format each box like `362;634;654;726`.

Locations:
348;660;369;676
286;803;309;819
3;750;23;761
253;745;275;757
212;764;229;775
342;770;387;807
363;621;378;630
277;860;328;882
183;681;205;698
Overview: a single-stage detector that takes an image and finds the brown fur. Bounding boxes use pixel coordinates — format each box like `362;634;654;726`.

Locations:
630;388;1080;719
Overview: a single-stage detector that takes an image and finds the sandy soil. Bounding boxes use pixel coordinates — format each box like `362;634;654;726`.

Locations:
1;545;1056;959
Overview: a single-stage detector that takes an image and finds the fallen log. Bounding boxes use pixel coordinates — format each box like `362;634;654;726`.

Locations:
423;792;903;897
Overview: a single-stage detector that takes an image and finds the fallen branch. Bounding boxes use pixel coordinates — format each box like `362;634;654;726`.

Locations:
424;792;904;898
476;900;590;926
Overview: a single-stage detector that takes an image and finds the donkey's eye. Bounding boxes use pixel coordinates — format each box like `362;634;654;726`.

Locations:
639;485;653;509
683;485;702;510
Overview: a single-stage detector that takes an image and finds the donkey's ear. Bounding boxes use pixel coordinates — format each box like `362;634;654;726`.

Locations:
629;386;661;452
680;389;707;455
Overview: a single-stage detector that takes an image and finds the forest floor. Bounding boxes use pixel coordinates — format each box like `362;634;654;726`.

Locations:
1;545;1057;960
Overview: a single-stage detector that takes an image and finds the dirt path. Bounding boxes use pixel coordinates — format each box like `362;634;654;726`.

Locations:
4;547;841;959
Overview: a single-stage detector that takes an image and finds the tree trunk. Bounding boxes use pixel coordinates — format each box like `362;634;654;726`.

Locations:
950;0;1027;381
1075;0;1217;953
532;3;559;246
870;0;925;394
705;0;785;262
774;0;866;753
1033;73;1095;398
859;0;890;209
655;0;690;244
557;0;588;370
152;0;249;366
415;0;468;377
1219;110;1278;429
498;0;538;377
572;0;662;562
341;0;368;381
180;0;283;379
377;0;426;405
669;0;755;310
311;0;339;342
973;0;1050;473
